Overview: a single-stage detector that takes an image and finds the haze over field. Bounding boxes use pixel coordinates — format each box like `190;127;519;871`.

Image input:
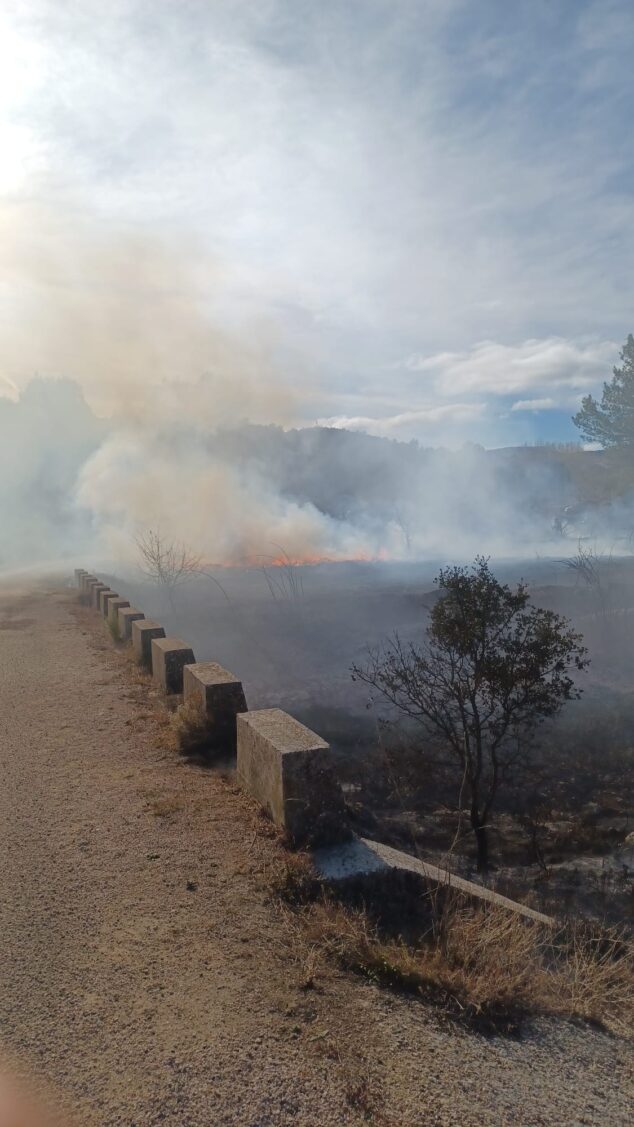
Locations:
0;2;633;566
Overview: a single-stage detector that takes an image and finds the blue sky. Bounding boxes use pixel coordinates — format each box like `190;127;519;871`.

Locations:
0;0;633;447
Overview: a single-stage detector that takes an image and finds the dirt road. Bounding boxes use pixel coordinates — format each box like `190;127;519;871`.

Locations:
0;580;631;1125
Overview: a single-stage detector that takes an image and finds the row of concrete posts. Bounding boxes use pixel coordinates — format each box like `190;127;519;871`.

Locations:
74;568;347;847
73;569;554;925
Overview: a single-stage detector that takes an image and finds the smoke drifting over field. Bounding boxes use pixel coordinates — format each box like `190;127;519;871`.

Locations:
0;206;630;571
0;370;617;573
0;205;528;565
0;201;295;423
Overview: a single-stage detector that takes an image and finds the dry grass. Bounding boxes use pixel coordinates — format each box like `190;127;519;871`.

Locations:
552;919;634;1035
169;694;213;758
146;795;184;819
282;886;634;1035
107;618;121;643
267;851;323;905
121;646;150;676
156;692;238;764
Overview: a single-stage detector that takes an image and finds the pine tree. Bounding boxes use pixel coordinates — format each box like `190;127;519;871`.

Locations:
573;334;634;448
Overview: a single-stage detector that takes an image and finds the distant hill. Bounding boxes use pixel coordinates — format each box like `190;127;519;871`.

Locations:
2;379;634;567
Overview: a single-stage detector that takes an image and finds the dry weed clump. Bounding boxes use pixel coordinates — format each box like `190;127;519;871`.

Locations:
147;795;184;819
551;919;634;1036
294;894;634;1035
267;852;323;905
169;695;214;758
154;691;229;762
161;694;244;765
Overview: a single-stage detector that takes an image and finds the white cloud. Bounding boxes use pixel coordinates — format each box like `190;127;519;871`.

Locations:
317;402;485;439
0;2;631;446
402;338;617;404
511;397;557;412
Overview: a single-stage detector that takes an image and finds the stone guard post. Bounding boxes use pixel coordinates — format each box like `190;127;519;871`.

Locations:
183;662;247;755
107;597;130;628
118;607;145;641
237;709;348;847
132;621;166;669
151;638;196;694
90;582;108;608
100;591;119;617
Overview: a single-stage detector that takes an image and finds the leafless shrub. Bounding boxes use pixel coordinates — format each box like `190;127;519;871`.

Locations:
259;545;306;623
134;528;238;623
135;528;202;605
559;539;612;591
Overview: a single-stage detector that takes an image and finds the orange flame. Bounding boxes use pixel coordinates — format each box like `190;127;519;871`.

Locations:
205;548;389;569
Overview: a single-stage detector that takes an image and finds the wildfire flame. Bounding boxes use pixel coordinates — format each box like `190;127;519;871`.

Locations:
209;547;389;569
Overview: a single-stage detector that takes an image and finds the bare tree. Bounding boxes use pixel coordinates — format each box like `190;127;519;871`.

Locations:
135;528;202;606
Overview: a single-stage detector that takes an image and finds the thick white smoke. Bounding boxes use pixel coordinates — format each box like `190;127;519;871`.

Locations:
74;428;395;566
0;200;621;571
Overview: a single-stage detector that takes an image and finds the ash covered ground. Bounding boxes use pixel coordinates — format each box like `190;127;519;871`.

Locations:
102;554;634;924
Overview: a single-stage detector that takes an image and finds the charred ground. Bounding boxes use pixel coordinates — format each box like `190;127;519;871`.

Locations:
102;552;634;928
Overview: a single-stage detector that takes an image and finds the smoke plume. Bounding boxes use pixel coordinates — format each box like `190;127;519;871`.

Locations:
0;200;630;572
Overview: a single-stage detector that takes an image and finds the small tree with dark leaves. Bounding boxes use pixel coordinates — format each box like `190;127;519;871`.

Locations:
352;557;589;872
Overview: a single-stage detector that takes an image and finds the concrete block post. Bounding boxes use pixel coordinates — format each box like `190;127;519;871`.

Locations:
151;638;196;694
118;607;145;642
95;586;111;613
80;575;97;603
75;568;87;586
90;582;108;609
107;597;130;629
236;709;348;847
132;620;166;669
183;662;247;755
100;590;119;617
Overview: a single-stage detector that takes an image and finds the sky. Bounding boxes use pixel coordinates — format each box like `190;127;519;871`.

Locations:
0;0;633;448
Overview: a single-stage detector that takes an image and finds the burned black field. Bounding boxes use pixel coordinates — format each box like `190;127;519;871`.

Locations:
105;555;634;925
